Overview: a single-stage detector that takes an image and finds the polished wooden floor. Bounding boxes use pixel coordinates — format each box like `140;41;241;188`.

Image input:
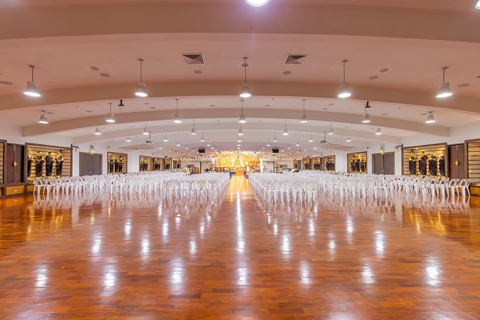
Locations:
1;176;480;319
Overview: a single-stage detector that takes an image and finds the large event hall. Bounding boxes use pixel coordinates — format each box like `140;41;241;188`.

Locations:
1;0;480;319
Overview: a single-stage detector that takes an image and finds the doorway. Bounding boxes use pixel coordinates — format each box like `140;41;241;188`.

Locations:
372;152;395;175
80;153;103;176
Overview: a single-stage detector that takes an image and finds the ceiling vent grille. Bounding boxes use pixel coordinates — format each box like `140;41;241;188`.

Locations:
182;54;205;65
285;54;308;65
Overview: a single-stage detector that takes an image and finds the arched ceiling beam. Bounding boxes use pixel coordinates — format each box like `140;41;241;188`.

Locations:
0;3;479;43
74;123;401;145
8;81;478;117
24;108;448;138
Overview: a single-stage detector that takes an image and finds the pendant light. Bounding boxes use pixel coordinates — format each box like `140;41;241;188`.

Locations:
106;103;115;123
24;65;41;97
266;139;270;147
346;137;351;142
176;141;181;146
338;60;351;98
94;127;101;135
375;128;382;135
328;124;334;135
239;57;252;99
362;101;371;123
135;59;148;97
283;120;289;135
38;110;48;124
163;134;168;142
126;137;131;142
436;67;452;98
173;99;182;123
238;124;244;136
237;137;242;143
308;134;313;142
143;123;149;135
239;99;247;123
185;145;189;150
273;133;278;143
476;0;480;9
313;146;317;150
191;120;197;135
207;139;211;147
296;141;300;147
287;145;291;149
425;112;435;124
300;99;308;123
200;132;205;142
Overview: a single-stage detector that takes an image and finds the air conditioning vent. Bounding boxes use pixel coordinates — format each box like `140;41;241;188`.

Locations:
182;54;205;65
285;54;308;65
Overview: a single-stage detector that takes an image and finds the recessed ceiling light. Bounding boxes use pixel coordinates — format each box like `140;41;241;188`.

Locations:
194;70;203;74
46;111;54;115
89;66;100;71
420;112;427;115
209;105;215;107
150;107;156;109
369;75;379;80
265;105;270;107
380;113;387;116
144;102;150;105
100;73;110;77
182;54;205;65
329;103;334;106
322;108;328;110
0;81;13;85
283;71;292;75
217;120;221;122
246;0;270;6
457;83;469;87
379;68;390;73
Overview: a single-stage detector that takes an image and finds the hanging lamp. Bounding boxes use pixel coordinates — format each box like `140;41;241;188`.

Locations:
239;57;252;98
436;67;453;98
38;110;48;124
106;103;115;123
300;99;308;123
24;65;41;97
135;59;148;97
173;99;182;123
338;60;351;98
191;120;197;135
283;121;289;135
239;99;247;123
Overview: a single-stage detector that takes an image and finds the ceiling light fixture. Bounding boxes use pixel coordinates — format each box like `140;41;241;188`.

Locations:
375;128;382;135
246;0;270;6
266;139;271;147
94;127;101;135
135;59;148;97
106;103;115;123
362;101;371;123
338;60;351;98
296;141;300;147
273;133;278;143
207;139;211;147
300;99;308;123
425;111;436;124
24;65;41;97
163;134;168;142
191;120;197;135
185;145;189;150
436;67;453;98
308;134;313;142
283;120;289;135
328;124;334;135
287;145;291;149
346;137;351;142
239;99;247;123
239;57;251;99
476;0;480;9
238;124;244;136
173;99;182;123
313;146;317;150
38;110;48;124
237;137;242;143
126;137;131;142
143;123;149;135
177;141;181;146
200;132;205;142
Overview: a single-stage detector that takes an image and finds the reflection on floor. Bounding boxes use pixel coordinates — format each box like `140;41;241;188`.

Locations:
1;176;480;319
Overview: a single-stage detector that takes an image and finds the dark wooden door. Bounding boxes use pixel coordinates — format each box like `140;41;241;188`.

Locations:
80;153;102;176
7;144;24;184
372;152;394;175
448;144;465;179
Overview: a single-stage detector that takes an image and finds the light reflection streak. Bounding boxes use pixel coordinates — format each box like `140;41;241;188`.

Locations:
35;265;48;287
